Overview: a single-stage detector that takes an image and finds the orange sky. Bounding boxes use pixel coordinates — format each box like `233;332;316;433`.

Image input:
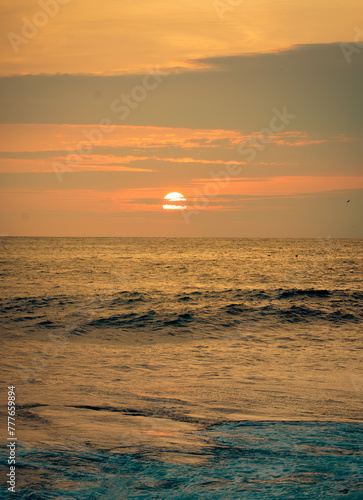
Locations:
0;0;362;236
1;0;363;75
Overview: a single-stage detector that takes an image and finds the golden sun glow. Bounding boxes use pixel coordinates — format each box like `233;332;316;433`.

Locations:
163;192;187;210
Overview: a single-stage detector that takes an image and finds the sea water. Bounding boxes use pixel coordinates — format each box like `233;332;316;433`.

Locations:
0;238;362;498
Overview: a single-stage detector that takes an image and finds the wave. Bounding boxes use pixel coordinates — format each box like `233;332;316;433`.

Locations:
87;304;361;334
1;288;362;334
0;296;73;313
277;288;332;298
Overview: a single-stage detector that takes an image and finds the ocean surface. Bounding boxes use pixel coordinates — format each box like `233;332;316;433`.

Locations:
0;237;362;498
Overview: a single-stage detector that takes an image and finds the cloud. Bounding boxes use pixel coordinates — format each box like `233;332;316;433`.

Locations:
0;43;362;135
0;123;362;180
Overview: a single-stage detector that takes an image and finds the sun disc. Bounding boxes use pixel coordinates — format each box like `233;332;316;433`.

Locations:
164;192;186;201
163;192;187;210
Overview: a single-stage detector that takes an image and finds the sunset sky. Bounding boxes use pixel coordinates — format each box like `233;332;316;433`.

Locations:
0;0;362;236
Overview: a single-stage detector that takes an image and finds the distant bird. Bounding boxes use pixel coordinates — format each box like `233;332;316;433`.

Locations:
346;200;350;203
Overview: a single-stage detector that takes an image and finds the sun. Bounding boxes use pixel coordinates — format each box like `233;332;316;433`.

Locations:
163;192;187;210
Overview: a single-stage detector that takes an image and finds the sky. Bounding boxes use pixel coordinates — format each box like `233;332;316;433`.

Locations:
0;0;362;237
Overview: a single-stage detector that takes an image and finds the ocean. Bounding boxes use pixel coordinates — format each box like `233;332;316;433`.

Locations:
0;237;362;499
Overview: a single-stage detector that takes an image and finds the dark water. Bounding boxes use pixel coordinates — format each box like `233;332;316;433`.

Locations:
0;238;362;498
